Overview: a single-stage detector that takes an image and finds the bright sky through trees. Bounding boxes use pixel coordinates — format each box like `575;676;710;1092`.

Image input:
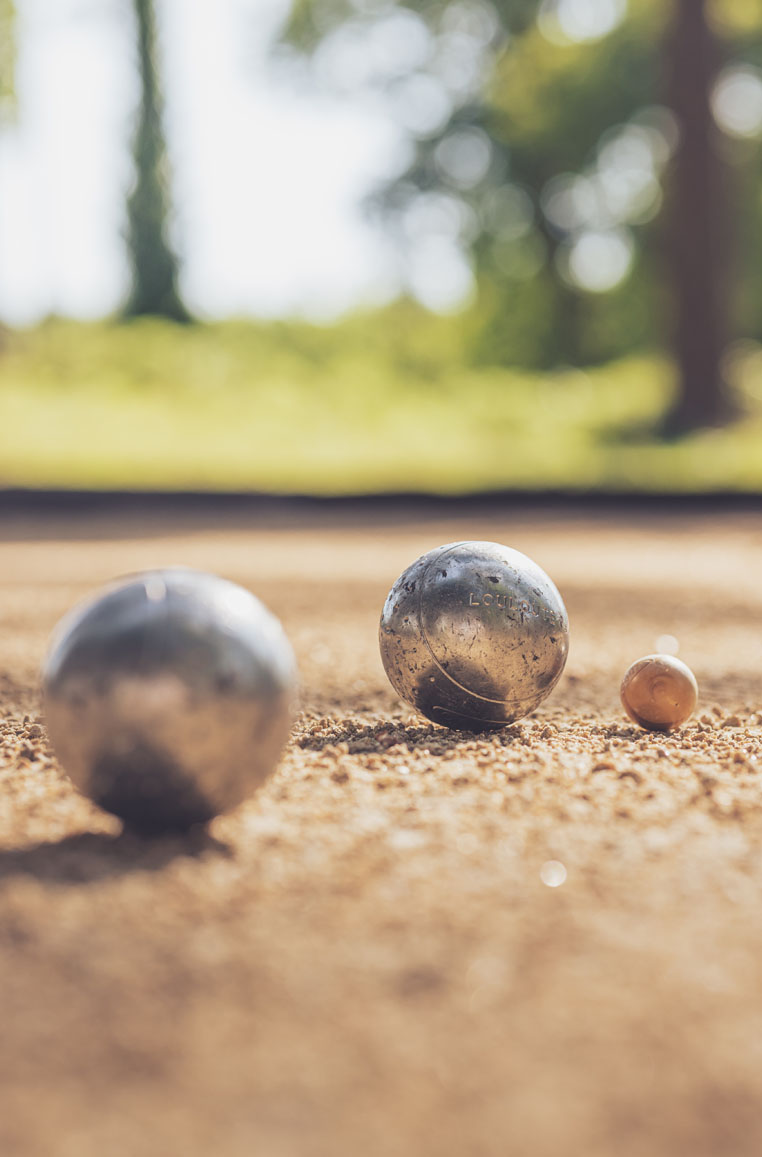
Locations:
0;0;402;323
3;0;759;327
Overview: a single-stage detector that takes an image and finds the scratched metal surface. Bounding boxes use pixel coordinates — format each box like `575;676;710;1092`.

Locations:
380;541;568;728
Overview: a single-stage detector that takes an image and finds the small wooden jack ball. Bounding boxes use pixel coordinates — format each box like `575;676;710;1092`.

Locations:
620;654;698;732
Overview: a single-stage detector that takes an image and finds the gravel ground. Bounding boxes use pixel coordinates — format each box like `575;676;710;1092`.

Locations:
2;503;762;1157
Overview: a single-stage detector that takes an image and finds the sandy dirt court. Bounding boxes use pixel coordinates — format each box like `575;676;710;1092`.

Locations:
2;500;762;1157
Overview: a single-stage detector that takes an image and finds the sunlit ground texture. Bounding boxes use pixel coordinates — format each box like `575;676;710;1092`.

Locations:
2;318;762;493
2;502;762;1156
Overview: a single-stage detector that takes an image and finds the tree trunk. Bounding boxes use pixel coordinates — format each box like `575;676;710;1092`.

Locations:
123;0;190;322
662;0;731;434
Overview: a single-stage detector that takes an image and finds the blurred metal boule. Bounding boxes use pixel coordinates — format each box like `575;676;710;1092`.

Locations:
43;568;297;834
379;541;568;730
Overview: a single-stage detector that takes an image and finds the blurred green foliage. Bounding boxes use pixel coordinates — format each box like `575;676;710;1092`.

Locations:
0;0;15;118
2;317;762;492
279;0;762;369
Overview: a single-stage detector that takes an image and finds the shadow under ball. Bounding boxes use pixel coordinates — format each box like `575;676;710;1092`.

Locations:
379;541;569;730
43;568;297;834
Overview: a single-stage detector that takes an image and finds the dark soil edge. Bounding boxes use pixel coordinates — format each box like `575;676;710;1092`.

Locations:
1;486;762;517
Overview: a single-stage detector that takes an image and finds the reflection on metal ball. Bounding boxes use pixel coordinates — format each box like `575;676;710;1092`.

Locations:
379;541;569;731
43;569;297;833
620;654;698;731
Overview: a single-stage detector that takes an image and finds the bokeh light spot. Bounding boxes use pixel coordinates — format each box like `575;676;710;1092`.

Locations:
482;184;535;240
561;228;634;293
539;0;627;45
540;860;567;887
712;65;762;139
388;74;452;137
407;235;475;312
435;127;493;190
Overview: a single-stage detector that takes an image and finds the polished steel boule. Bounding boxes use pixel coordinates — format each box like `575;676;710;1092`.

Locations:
43;568;297;833
379;541;569;730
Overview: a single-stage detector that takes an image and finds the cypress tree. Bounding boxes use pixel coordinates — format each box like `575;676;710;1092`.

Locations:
124;0;190;322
